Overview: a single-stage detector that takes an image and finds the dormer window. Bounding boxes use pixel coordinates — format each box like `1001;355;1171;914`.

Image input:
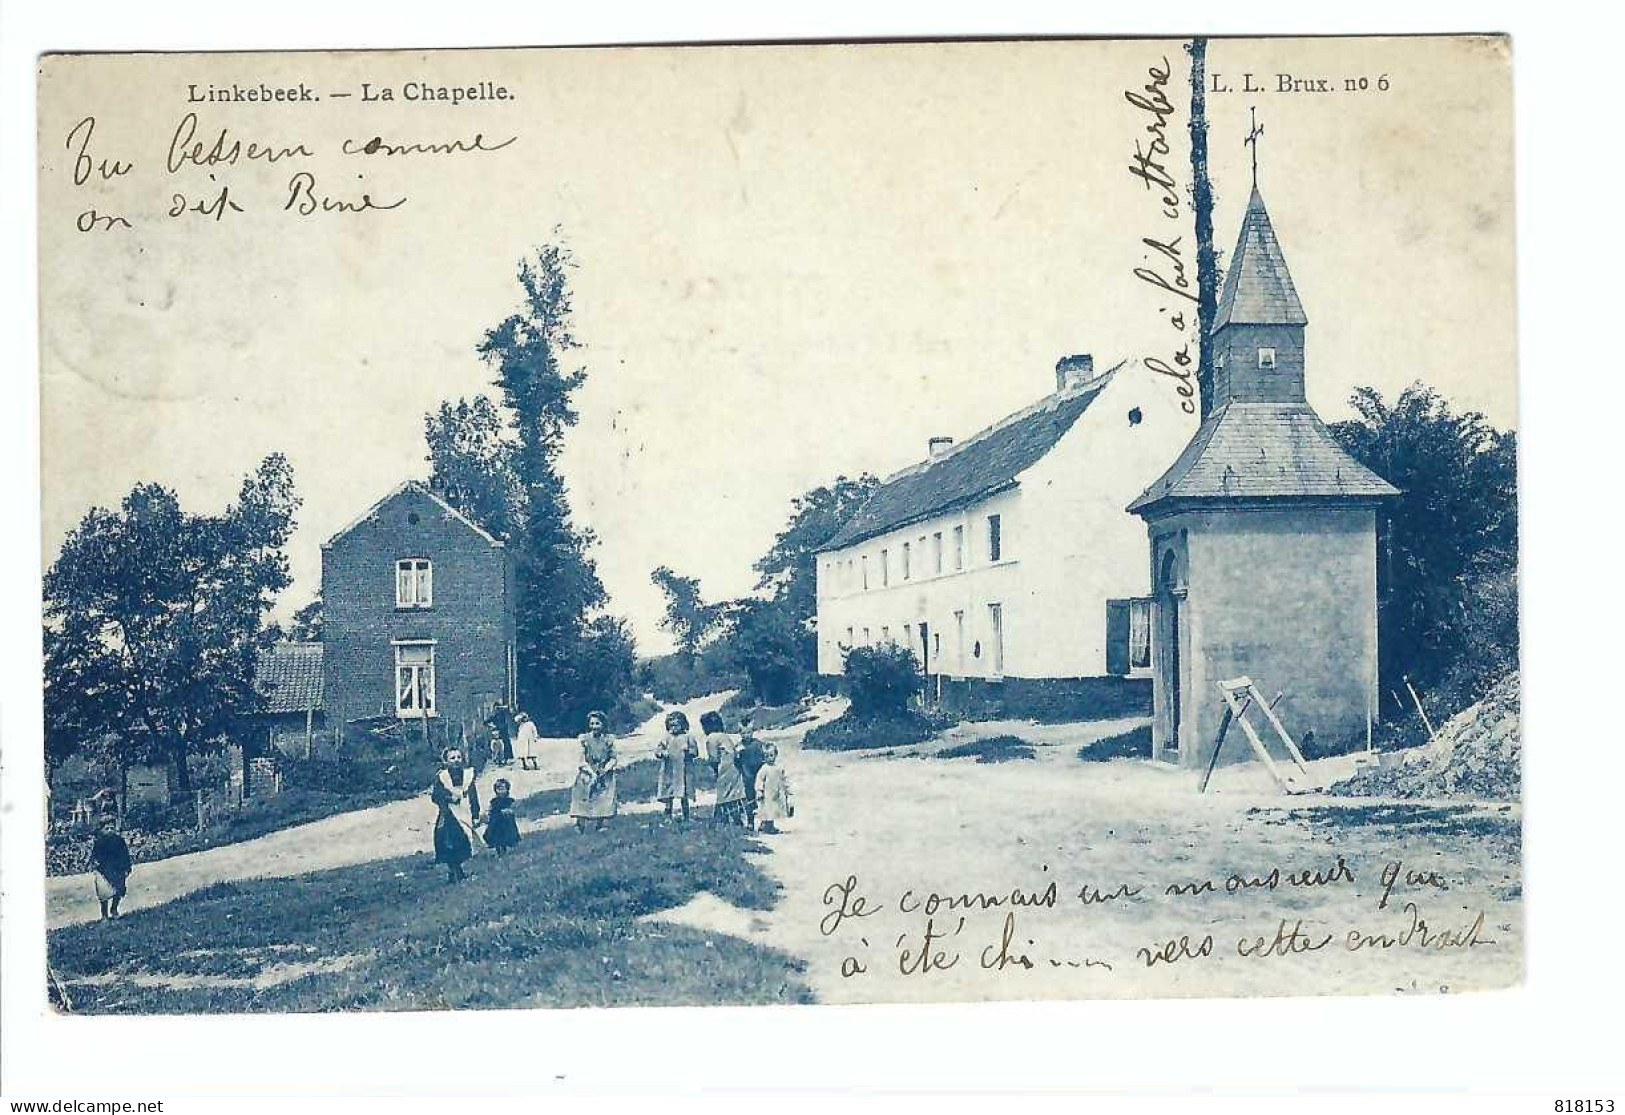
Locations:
1257;347;1277;369
396;558;433;608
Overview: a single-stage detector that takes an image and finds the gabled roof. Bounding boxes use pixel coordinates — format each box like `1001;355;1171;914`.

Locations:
822;369;1118;552
1127;402;1398;515
254;642;324;714
323;480;503;549
1214;187;1307;330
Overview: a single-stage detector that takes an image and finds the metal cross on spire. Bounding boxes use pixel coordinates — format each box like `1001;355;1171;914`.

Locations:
1244;106;1264;188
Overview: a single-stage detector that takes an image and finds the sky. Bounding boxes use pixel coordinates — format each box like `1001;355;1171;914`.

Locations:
38;37;1515;654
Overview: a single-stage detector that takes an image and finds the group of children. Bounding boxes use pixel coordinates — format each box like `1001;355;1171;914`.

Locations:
654;710;793;833
427;706;798;881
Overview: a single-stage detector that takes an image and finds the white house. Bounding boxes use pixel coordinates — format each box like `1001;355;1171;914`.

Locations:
815;355;1197;715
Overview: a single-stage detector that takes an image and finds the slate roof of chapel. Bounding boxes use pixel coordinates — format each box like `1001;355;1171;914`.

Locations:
1125;402;1399;513
821;368;1118;552
253;642;325;714
1214;186;1308;330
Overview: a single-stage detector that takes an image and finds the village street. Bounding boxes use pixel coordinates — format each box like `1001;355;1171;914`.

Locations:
46;692;734;931
655;713;1522;1002
49;696;1522;1004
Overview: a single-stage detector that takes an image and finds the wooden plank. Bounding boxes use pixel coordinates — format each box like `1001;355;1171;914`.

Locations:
1232;705;1290;789
1255;697;1309;774
1198;704;1236;794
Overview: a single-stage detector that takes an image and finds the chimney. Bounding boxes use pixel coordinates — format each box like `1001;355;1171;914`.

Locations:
928;436;955;459
1056;353;1094;391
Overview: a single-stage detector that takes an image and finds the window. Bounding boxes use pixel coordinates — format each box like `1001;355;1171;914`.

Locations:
987;604;1005;676
396;559;432;608
881;626;891;644
1258;347;1277;369
903;623;913;648
861;555;870;591
845;626;855;648
1106;597;1154;676
987;514;1003;562
902;542;911;580
395;642;436;718
933;632;941;659
954;610;966;670
1129;598;1152;671
862;627;871;645
953;526;965;570
880;549;890;587
932;532;944;574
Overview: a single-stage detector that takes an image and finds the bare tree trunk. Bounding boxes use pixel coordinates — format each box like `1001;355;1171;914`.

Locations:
1187;37;1219;418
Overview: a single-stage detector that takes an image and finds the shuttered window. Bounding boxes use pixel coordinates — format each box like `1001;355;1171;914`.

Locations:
1106;598;1154;675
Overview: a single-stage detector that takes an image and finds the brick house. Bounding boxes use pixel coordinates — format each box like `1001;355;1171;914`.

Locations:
321;481;517;748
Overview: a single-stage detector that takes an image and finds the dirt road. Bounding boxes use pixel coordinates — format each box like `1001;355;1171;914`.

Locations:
46;693;732;930
654;709;1524;1002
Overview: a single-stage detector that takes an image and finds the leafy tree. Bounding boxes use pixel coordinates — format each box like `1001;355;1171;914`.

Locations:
43;455;300;791
752;474;878;633
467;240;612;730
650;565;725;665
723;598;804;705
289;593;324;642
1328;383;1518;708
425;395;522;540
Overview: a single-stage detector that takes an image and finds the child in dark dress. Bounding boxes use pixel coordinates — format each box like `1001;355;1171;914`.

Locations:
89;815;132;920
483;778;521;855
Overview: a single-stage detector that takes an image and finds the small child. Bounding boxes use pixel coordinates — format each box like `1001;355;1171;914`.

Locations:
655;711;700;822
89;814;132;920
752;742;793;835
483;778;520;855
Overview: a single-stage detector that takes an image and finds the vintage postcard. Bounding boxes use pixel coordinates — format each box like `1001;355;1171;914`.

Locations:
37;36;1518;1013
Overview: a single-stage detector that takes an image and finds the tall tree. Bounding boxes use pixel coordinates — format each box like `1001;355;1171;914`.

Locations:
424;395;522;540
468;241;610;729
43;455;300;791
752;473;879;632
1328;383;1518;705
650;565;724;665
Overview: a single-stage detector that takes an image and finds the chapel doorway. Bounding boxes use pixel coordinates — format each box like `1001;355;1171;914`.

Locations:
1159;549;1184;759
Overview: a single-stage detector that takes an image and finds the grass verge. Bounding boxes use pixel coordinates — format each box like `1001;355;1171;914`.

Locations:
936;736;1036;763
48;811;811;1013
1077;725;1152;762
802;711;935;752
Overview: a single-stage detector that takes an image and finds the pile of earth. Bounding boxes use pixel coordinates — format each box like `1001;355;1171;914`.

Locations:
1327;672;1521;801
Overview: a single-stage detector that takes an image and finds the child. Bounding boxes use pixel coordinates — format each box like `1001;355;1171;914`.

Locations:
89;813;132;920
735;717;768;831
483;777;521;855
752;741;794;835
430;747;482;882
571;711;618;833
701;710;748;826
655;711;701;822
513;711;541;771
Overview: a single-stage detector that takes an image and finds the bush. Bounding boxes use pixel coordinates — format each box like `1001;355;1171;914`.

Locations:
937;736;1035;763
843;644;920;718
804;710;933;752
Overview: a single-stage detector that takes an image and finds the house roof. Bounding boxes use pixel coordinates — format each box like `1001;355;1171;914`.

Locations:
1126;401;1399;515
1214;187;1307;330
254;642;324;714
323;480;503;550
822;369;1117;552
